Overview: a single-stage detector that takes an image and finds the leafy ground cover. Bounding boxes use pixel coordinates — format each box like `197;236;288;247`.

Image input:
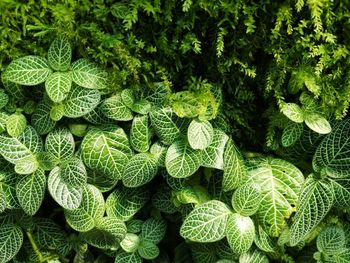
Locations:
0;1;350;263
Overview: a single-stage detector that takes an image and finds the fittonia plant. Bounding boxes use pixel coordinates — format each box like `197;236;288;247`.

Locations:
0;36;349;263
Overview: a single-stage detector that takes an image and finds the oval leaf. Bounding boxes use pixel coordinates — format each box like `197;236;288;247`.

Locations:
130;115;151;153
166;140;202;178
232;183;261;216
3;56;52;85
281;103;304;123
100;93;133;121
48;35;72;71
45;72;72;102
202;129;229;170
72;59;108;90
187;119;214;150
226;213;255;254
180;200;231;242
0;224;23;263
305;113;331;134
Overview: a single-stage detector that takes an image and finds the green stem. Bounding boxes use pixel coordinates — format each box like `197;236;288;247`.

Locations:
26;231;44;262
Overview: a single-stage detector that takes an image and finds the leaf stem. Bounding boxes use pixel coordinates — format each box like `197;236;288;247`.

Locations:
26;231;44;262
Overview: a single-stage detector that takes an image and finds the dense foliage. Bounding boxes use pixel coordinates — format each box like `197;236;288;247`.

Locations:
0;1;350;263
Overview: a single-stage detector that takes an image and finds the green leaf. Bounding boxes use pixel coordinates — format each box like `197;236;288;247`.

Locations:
126;219;143;234
165;140;202;178
0;134;38;174
150;107;180;145
48;35;72;71
317;226;345;254
64;184;105;232
0;112;9;133
121;89;135;108
60;157;87;187
254;225;277;253
18;125;43;153
6;113;26;137
304;113;331;134
138;240;160;260
33;217;69;254
122;153;158;187
330;178;350;208
180;200;231;242
45;72;72;103
3;56;52;85
281;122;304;147
0;224;23;263
191;243;217;263
45;127;75;162
120;233;140;253
140;218;166;244
130;115;151;153
81;217;127;249
202;129;229;170
131;99;152;115
281;103;304;123
48;167;83;210
313;119;350;177
150;142;167;167
0;90;9;109
226;213;255;254
64;84;100;118
115;252;142;263
100;93;133;121
16;169;46;216
152;185;178;214
246;158;304;236
50;103;65;121
223;138;248;191
31;100;56;135
105;186;149;221
187;119;214;150
290;176;334;246
239;248;269;263
81;126;132;180
0;170;20;209
71;59;108;90
232;183;261;216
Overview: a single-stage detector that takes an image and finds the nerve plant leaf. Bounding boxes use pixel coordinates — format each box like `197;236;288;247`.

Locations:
187;119;214;150
202;129;229;170
100;93;133;121
72;59;108;90
246;158;304;237
226;213;255;254
81;126;132;180
16;168;46;215
0;224;23;263
64;184;105;232
130;115;151;153
45;72;72;103
166;139;202;178
3;56;52;85
289;175;334;246
180;200;231;242
122;153;159;187
45;127;75;162
48;35;72;71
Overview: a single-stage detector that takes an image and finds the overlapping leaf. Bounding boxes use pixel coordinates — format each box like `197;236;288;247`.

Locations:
60;157;87;187
130;115;151;152
317;226;346;254
150;107;180;145
223;138;248;191
16;169;46;215
45;72;72;102
122;153;158;187
48;35;72;71
166;140;202;178
64;184;105;232
187;119;214;150
180;200;231;242
138;240;160;260
115;252;142;263
64;84;100;118
246;158;304;236
71;59;108;90
140;218;167;244
313;118;350;177
0;224;23;263
281;122;303;147
120;233;140;252
3;56;52;85
106;186;149;221
48;167;83;210
100;93;133;121
290;176;334;246
232;183;261;216
81;126;132;180
226;213;255;254
202;129;229;170
31;100;56;135
45;127;75;162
